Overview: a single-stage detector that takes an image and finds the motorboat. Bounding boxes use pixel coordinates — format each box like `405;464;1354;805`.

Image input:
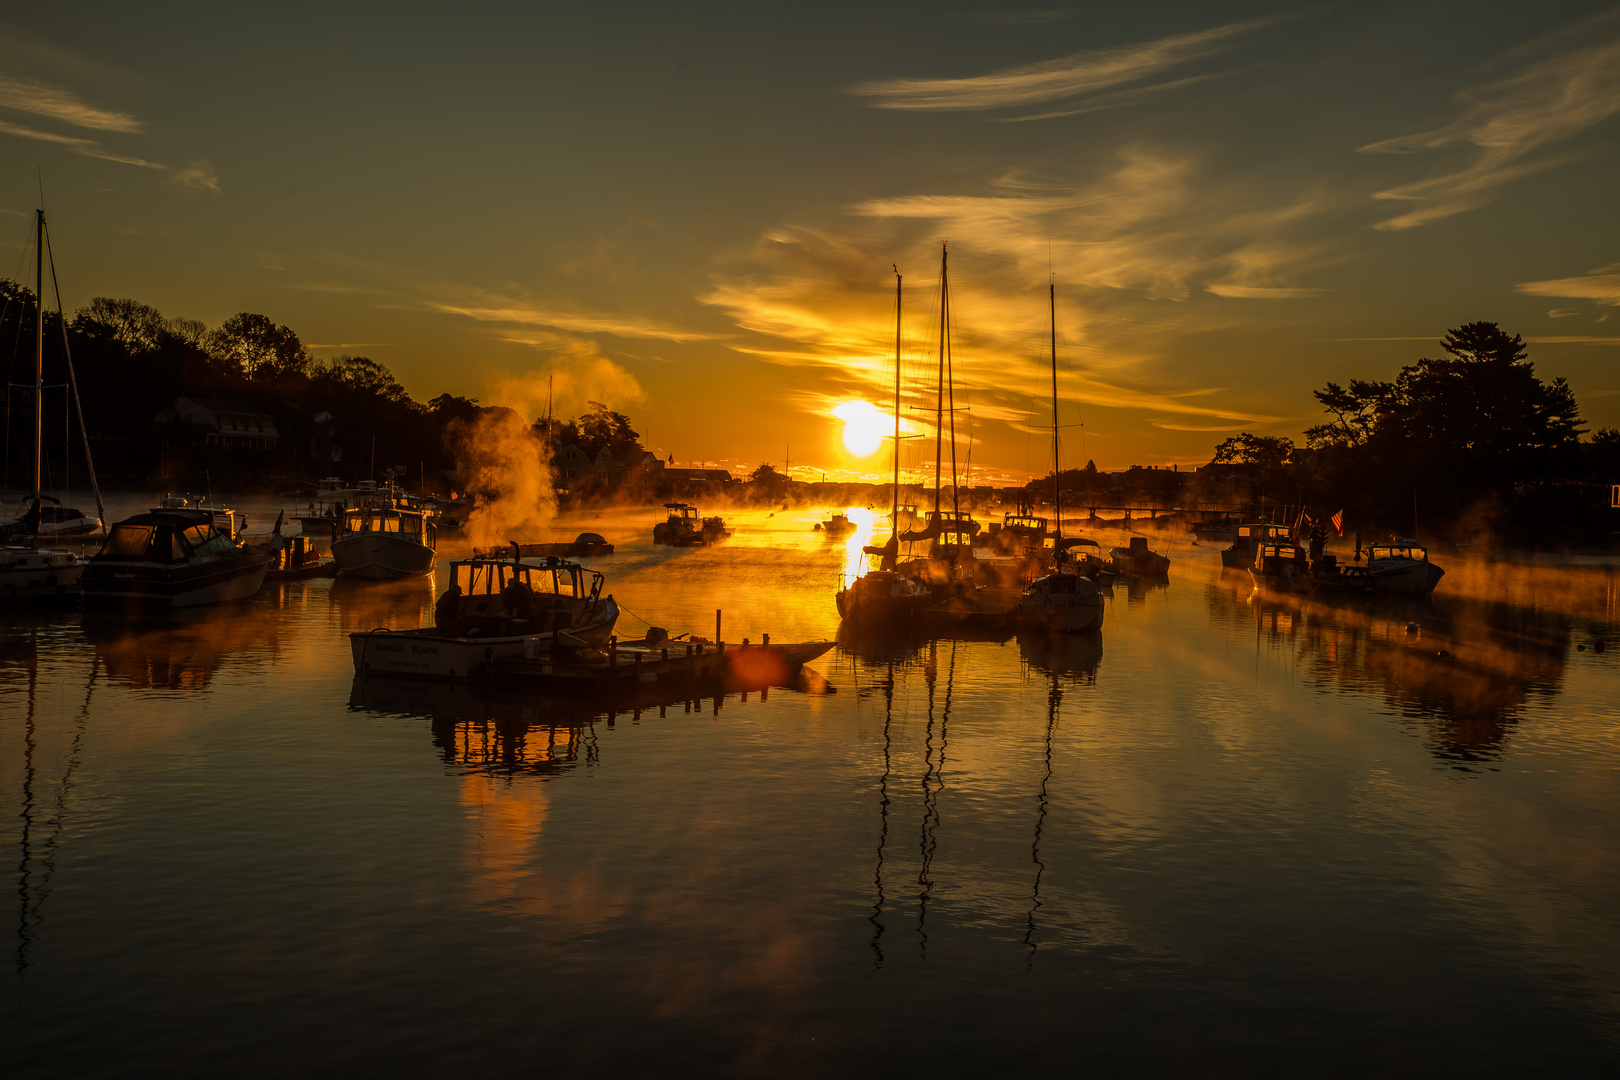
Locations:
1311;538;1445;596
1248;541;1311;593
0;539;86;601
81;509;272;607
653;502;729;545
350;552;619;680
1109;535;1171;579
1220;523;1292;569
815;513;856;536
6;494;101;537
331;506;437;579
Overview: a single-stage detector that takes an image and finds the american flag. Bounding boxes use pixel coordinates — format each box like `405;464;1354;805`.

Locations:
1330;509;1344;536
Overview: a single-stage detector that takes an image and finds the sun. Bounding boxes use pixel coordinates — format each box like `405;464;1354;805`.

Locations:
831;400;888;457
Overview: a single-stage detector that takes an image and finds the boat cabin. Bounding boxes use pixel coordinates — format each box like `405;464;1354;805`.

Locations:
97;510;237;563
339;507;436;547
1366;540;1430;563
1230;523;1291;549
153;495;240;540
445;556;605;635
664;502;700;522
1253;542;1306;577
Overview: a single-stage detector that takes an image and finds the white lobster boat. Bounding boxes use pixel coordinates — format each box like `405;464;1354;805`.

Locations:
331;507;437;579
350;553;619;680
1363;538;1445;595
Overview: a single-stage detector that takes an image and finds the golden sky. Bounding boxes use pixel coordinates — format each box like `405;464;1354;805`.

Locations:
3;3;1620;481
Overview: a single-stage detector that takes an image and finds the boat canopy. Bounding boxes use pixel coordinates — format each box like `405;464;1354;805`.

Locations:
341;507;430;538
96;510;235;562
1368;542;1428;562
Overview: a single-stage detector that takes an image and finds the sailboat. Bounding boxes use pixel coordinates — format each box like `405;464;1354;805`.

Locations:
0;210;99;603
897;244;979;589
836;268;932;623
1017;279;1104;634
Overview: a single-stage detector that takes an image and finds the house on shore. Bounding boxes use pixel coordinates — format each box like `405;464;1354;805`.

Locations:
153;397;280;451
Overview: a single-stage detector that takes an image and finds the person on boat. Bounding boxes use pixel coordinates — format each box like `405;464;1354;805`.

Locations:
1308;521;1328;570
434;583;462;633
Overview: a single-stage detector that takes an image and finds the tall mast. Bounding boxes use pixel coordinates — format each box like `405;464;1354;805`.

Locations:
891;267;902;540
34;209;44;496
1050;279;1060;544
946;260;960;529
933;244;946;516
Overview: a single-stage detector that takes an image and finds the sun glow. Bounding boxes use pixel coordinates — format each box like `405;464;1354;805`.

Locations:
831;400;889;457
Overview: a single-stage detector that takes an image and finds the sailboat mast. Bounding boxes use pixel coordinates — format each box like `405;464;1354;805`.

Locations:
1050;279;1060;544
933;245;946;516
891;268;902;539
946;267;960;527
34;209;44;496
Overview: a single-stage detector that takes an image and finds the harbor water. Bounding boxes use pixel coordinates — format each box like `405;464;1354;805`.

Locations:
4;503;1620;1075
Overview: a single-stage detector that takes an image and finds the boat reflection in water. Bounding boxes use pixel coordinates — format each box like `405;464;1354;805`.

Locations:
1017;628;1103;684
80;604;287;692
328;573;436;634
1207;578;1570;769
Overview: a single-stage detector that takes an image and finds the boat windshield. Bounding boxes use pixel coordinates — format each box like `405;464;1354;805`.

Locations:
1369;545;1425;561
103;525;155;558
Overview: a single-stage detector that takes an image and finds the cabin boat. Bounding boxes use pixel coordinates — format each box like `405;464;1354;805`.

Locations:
0;543;86;600
81;509;272;606
1361;538;1445;595
349;554;619;681
653;503;729;546
1109;535;1171;579
9;498;102;537
981;507;1051;558
1249;541;1311;593
1017;570;1105;633
1221;523;1293;569
815;513;856;536
294;479;428;534
330;507;437;579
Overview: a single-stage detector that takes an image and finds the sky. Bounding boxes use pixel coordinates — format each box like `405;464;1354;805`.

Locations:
3;1;1619;484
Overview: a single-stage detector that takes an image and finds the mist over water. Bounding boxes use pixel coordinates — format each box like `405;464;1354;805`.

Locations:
3;504;1619;1075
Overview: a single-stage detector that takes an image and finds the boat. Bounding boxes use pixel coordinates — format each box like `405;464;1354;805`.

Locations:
261;512;336;580
1310;538;1445;597
7;494;101;537
475;533;615;560
836;269;934;624
815;513;856;536
1;210;102;604
330;506;437;579
81;508;272;606
349;552;620;680
1248;540;1311;593
895;243;978;589
653;502;729;545
1220;522;1293;569
1014;278;1103;635
1109;535;1171;579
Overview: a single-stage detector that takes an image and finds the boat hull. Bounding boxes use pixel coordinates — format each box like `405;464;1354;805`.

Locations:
837;571;932;623
0;547;87;601
331;533;436;579
350;599;619;680
81;551;271;607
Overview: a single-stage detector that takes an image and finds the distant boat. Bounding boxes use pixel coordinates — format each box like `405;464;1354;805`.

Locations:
331;506;437;579
1109;535;1171;579
653;502;729;546
8;494;101;537
81;508;272;606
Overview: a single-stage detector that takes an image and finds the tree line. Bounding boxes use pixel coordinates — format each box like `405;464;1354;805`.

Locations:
0;280;645;492
1208;322;1620;542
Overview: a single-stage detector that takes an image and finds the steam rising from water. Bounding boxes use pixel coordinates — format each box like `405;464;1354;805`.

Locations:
450;409;556;548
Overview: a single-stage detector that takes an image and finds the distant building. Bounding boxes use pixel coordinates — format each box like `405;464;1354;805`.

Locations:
664;467;732;482
154;397;279;451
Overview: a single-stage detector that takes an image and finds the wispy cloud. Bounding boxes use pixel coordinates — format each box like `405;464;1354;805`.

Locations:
426;292;726;344
1518;264;1620;306
0;73;140;132
1360;10;1620;230
0;71;217;189
850;16;1274;112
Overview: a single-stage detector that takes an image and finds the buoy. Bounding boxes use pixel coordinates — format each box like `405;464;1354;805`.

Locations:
1405;622;1419;634
1437;650;1450;659
1596;641;1607;654
1578;644;1586;652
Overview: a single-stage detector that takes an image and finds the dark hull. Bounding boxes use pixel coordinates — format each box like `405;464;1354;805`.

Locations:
82;552;272;607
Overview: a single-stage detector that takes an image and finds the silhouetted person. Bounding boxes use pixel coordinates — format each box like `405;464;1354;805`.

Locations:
434;583;462;634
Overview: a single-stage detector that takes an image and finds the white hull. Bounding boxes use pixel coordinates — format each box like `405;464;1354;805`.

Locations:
331;532;435;579
0;546;86;600
350;598;620;680
82;553;272;607
1367;559;1445;595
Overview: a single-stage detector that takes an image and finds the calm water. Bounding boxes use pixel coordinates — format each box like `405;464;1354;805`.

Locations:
4;503;1620;1076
